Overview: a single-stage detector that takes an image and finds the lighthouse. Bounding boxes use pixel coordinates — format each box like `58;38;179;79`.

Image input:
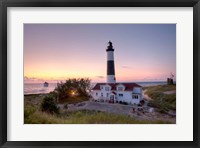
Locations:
91;41;143;105
106;41;116;83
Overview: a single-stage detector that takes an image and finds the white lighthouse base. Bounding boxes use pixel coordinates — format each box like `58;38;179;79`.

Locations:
107;75;116;83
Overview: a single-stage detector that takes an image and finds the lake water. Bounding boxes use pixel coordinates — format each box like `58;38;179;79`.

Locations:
24;83;57;95
24;81;168;95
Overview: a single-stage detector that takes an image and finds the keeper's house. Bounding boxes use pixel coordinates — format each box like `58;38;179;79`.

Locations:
91;83;142;105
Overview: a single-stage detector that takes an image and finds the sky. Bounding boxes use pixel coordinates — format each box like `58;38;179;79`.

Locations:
24;24;176;83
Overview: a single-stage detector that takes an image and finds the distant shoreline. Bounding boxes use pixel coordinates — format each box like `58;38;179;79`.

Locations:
24;81;171;95
24;81;171;84
24;83;175;95
24;93;48;96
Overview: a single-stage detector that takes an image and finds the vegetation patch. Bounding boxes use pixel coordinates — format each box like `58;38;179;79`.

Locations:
40;95;60;114
24;81;174;124
24;109;172;124
145;85;176;112
144;84;176;92
53;78;91;104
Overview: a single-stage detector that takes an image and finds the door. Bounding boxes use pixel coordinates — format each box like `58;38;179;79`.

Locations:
110;94;115;103
110;95;114;100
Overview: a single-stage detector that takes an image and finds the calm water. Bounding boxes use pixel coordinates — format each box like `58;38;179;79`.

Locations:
24;83;57;95
24;81;168;95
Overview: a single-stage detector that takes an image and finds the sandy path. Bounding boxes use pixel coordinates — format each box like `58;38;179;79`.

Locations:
60;101;175;123
70;101;133;116
163;90;176;94
143;90;152;100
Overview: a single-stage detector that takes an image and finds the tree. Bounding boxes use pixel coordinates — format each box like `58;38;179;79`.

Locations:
54;78;91;102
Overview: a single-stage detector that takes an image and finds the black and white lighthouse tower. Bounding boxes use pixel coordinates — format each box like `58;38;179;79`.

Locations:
106;41;116;83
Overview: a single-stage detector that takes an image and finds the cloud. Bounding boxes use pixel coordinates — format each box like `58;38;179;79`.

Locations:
121;66;131;69
96;76;104;79
24;76;29;80
24;76;47;82
24;76;38;80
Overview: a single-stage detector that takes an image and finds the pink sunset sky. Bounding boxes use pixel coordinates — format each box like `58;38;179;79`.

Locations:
24;24;176;83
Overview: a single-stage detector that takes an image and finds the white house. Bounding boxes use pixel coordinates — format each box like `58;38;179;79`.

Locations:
91;83;142;105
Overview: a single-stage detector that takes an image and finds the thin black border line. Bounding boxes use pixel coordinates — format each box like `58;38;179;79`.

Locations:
1;0;7;147
193;2;199;147
0;0;199;7
0;1;2;147
1;0;200;148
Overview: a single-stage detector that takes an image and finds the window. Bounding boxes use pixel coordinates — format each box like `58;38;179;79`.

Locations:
118;87;123;91
107;93;109;97
132;94;138;99
96;92;98;96
101;93;103;97
105;87;109;91
100;86;103;90
119;94;123;97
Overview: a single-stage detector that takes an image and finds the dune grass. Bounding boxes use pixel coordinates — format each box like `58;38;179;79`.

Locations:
24;105;171;124
24;91;174;124
24;93;89;105
145;85;176;112
144;84;176;92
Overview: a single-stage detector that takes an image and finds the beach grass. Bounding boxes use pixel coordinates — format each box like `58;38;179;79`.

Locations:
145;85;176;112
24;94;172;124
24;84;175;124
24;105;171;124
24;93;89;105
144;84;176;92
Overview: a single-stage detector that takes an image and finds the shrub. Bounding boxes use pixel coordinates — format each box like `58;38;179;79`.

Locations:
54;78;91;103
147;100;160;108
40;95;59;114
140;100;145;104
122;101;128;105
64;103;68;109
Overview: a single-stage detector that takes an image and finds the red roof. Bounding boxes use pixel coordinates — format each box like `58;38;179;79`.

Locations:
92;83;141;91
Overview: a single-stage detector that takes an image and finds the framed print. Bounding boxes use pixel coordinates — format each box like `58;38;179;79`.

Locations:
0;0;200;148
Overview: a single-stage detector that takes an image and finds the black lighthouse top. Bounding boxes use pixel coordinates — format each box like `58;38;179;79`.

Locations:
106;41;114;52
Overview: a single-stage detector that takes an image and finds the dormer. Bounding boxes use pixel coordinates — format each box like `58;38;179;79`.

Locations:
105;84;111;91
133;87;142;93
116;84;125;91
